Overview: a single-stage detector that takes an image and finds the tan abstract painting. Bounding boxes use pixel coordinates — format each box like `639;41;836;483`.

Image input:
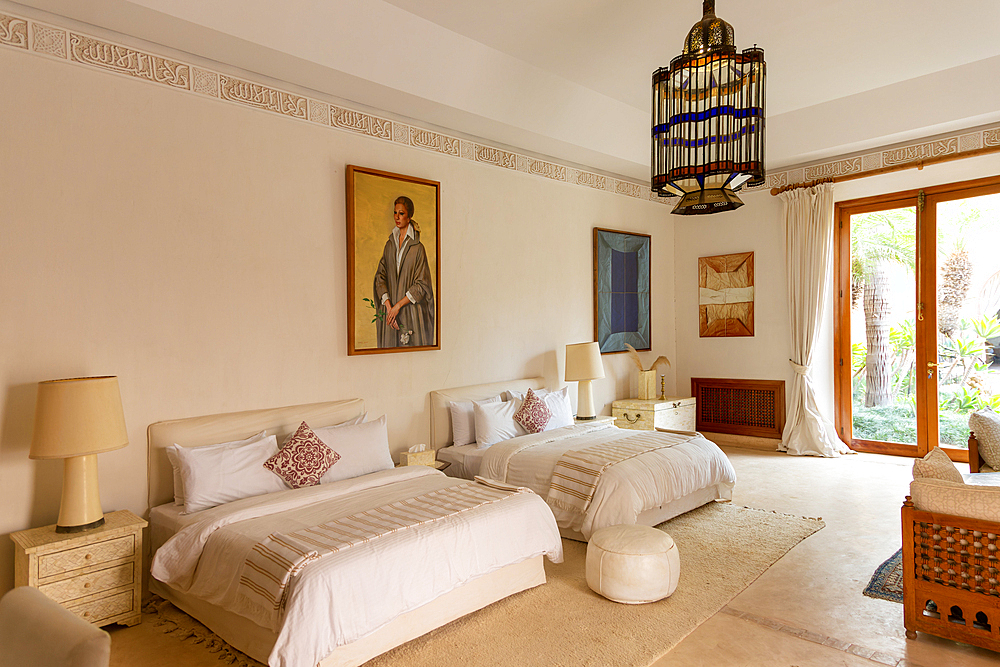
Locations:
699;252;754;337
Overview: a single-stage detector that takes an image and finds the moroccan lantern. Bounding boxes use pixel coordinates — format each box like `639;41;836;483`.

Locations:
651;0;765;215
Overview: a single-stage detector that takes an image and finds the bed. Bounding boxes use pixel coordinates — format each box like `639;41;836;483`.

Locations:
146;399;563;667
431;378;737;541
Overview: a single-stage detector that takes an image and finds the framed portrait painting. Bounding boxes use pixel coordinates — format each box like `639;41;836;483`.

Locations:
346;165;440;355
594;228;651;354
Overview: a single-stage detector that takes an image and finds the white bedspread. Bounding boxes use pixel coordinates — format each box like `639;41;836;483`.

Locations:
479;423;737;538
151;466;562;667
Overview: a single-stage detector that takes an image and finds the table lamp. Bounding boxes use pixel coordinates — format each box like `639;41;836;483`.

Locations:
565;342;605;420
30;376;128;533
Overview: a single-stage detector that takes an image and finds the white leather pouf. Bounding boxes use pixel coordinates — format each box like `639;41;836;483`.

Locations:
586;524;680;604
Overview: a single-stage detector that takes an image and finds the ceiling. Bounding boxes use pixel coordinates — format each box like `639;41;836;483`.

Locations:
11;0;1000;182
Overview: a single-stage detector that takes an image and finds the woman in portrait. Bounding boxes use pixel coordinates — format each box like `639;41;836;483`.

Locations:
373;196;435;347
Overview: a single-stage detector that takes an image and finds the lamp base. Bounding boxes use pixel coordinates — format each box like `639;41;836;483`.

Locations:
56;454;106;533
56;516;105;533
576;379;597;420
574;415;597;421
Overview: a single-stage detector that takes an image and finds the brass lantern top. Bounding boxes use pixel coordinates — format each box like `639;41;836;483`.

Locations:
683;0;736;55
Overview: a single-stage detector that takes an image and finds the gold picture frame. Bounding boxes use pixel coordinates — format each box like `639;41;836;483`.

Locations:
346;165;441;355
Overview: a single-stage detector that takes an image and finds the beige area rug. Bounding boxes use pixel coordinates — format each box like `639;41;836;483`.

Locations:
140;503;823;667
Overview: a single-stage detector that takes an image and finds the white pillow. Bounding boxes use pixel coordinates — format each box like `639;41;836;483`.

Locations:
317;415;394;484
449;396;501;446
173;434;288;513
474;399;527;448
505;388;549;402
542;387;574;430
912;447;965;484
166;430;267;506
313;412;366;436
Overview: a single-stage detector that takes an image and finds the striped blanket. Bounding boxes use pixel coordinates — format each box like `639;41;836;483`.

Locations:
237;480;524;620
547;430;692;514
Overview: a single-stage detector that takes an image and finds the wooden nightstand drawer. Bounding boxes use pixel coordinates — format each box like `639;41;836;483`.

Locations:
40;562;133;604
67;589;134;624
37;534;134;578
11;510;146;628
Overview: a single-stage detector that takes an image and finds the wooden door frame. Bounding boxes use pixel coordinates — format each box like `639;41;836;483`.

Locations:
833;175;1000;461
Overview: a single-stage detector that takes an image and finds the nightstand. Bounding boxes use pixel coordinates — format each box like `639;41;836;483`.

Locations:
10;509;146;627
575;415;617;425
612;397;696;431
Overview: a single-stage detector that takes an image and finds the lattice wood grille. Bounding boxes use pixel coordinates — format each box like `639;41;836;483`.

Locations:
911;520;1000;597
691;378;785;438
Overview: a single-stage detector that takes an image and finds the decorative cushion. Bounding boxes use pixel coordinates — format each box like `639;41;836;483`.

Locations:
586;524;680;604
910;477;1000;524
969;409;1000;470
513;388;552;433
264;422;340;488
912;447;964;484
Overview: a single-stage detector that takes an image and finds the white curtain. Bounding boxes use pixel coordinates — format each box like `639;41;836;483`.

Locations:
778;183;852;457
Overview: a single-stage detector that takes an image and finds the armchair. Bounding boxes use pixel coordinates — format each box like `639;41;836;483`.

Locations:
902;473;1000;652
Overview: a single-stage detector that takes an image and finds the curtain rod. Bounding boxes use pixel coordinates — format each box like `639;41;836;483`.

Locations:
769;143;1000;196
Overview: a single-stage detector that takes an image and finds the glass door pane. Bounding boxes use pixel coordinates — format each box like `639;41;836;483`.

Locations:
849;207;918;448
935;193;1000;449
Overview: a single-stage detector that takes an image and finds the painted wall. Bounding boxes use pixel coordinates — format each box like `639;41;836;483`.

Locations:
0;46;677;593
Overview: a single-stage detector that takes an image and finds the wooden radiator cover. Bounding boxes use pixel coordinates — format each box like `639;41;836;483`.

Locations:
690;378;786;439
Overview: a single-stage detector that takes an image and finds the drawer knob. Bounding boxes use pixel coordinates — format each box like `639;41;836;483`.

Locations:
624;412;642;424
84;582;92;589
85;554;92;560
83;611;90;617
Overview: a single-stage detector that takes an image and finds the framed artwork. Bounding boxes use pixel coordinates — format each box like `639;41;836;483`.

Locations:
346;165;441;355
594;228;651;354
698;251;754;337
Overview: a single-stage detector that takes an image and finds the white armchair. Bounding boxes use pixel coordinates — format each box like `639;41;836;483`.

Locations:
0;586;111;667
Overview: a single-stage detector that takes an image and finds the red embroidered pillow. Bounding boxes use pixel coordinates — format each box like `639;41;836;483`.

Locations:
264;421;340;488
513;388;552;434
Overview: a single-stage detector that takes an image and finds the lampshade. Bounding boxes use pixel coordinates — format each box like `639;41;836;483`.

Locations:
565;342;605;382
31;376;128;459
651;0;765;215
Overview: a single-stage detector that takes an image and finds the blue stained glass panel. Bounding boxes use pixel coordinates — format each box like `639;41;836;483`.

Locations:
595;229;651;352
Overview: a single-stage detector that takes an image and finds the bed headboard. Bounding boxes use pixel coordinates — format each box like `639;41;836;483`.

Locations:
429;377;544;450
147;399;365;509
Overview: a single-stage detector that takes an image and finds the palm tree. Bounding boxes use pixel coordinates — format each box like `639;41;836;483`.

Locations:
851;209;916;407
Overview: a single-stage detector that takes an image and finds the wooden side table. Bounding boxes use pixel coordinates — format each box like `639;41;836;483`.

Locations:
612;397;696;431
10;509;146;627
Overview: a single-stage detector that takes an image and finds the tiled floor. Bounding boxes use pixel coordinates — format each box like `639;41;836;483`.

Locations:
109;446;1000;666
653;446;998;667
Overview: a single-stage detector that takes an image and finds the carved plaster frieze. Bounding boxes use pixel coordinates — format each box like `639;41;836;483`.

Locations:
70;33;189;89
31;23;65;58
0;13;27;49
220;75;305;118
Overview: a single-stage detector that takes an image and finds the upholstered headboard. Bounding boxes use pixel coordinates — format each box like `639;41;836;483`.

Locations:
147;399;365;508
429;377;545;450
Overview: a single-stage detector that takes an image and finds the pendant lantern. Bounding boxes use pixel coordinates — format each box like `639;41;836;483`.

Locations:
651;0;765;215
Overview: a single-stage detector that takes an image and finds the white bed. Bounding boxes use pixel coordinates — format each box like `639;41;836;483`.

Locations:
431;378;737;541
146;399;563;667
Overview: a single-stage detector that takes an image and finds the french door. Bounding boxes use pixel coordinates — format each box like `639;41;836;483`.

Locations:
834;175;1000;460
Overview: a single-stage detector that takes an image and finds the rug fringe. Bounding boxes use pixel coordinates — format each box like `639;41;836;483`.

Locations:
734;505;823;523
142;595;265;667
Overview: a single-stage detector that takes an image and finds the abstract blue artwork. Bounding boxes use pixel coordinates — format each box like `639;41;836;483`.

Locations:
594;228;651;353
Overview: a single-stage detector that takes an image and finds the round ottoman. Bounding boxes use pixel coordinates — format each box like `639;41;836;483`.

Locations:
586;524;680;604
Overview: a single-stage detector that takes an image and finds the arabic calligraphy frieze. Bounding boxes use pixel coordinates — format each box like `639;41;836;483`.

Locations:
882;138;958;167
220;75;306;118
70;34;189;89
330;107;391;139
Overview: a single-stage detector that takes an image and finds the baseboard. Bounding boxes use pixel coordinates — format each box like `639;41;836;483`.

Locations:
702;431;782;451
